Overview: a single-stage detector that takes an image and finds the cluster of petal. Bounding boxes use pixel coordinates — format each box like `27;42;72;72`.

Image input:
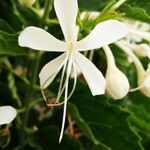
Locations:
0;106;17;125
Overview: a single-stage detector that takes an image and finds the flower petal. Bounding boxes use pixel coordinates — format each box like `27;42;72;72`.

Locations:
54;0;78;42
18;26;66;52
39;53;66;89
76;20;128;51
144;75;150;88
0;106;17;125
74;52;105;95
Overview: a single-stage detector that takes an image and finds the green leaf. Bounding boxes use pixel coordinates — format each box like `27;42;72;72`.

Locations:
13;1;40;26
120;0;150;22
78;0;113;11
126;92;150;134
0;31;27;56
28;126;83;150
69;83;144;150
0;19;15;33
8;73;22;107
68;103;111;150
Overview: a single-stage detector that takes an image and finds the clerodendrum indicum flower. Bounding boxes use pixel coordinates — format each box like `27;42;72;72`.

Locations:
0;106;17;125
18;0;127;142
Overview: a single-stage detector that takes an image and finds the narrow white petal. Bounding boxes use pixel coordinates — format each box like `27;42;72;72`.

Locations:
39;53;67;89
76;20;128;51
18;26;66;52
70;62;81;78
74;52;105;95
54;0;78;42
0;106;17;125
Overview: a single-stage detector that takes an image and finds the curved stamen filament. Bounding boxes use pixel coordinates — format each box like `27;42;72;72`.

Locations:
40;53;76;142
41;56;77;107
46;59;77;107
40;53;69;103
56;53;69;103
67;60;77;100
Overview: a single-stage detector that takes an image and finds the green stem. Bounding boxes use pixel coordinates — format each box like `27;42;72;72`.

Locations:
41;0;53;27
130;116;150;133
20;52;42;150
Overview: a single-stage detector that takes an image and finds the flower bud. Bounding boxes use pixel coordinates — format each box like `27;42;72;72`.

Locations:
106;66;130;100
138;64;150;97
18;0;36;7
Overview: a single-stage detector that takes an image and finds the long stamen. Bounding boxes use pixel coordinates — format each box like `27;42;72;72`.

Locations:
67;60;77;100
59;78;69;143
56;53;69;103
59;54;73;143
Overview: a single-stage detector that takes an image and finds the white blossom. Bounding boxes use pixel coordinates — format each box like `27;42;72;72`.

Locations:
18;0;127;142
0;106;17;125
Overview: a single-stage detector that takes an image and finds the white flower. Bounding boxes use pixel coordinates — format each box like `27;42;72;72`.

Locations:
103;46;129;100
18;0;127;142
0;106;17;125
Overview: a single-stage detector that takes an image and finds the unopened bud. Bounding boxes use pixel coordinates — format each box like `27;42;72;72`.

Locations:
18;0;36;7
138;64;150;97
103;45;130;100
106;67;130;100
